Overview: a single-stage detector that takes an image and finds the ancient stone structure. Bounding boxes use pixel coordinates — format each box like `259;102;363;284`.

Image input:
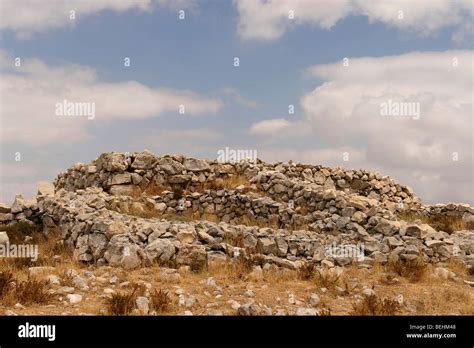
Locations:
1;151;473;271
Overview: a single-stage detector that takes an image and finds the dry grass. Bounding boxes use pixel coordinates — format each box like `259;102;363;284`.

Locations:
2;221;40;244
142;181;170;196
297;262;316;280
140;175;254;198
150;289;172;314
388;256;429;283
315;268;342;290
398;212;467;233
13;278;53;305
0;271;53;306
104;286;140;315
0;271;14;299
121;204;162;219
351;294;401;315
0;229;74;272
318;304;332;316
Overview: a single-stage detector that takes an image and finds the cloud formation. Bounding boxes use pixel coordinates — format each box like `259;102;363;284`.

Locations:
249;50;473;204
0;51;222;146
235;0;474;41
0;0;197;38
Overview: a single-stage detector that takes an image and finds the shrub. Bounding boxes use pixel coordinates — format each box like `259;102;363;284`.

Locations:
389;256;428;282
298;262;316;280
14;277;53;305
351;294;401;315
0;271;14;299
150;289;171;314
105;286;139;315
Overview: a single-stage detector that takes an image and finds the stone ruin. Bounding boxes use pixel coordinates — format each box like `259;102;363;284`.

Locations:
1;150;473;271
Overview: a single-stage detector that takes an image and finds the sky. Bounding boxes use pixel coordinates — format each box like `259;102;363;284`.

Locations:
0;0;472;205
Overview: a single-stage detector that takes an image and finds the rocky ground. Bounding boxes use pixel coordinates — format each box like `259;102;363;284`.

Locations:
0;150;473;315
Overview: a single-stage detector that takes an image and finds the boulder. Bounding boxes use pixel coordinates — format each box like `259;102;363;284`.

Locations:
104;234;144;269
37;181;55;197
0;202;10;213
176;244;207;272
145;239;176;265
0;231;9;246
11;195;26;213
109;185;141;197
109;173;132;186
183;158;210;172
131;150;157;170
257;237;278;255
106;221;129;238
374;219;400;236
96;152;128;172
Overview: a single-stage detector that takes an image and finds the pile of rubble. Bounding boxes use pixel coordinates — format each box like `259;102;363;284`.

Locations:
1;151;473;271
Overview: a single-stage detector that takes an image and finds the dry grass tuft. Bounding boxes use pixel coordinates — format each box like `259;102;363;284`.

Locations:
351;294;401;315
13;277;53;305
389;256;429;283
297;262;316;280
150;289;172;314
0;271;15;299
398;212;467;233
0;271;53;306
104;286;139;315
2;221;40;244
315;268;342;290
318;304;332;316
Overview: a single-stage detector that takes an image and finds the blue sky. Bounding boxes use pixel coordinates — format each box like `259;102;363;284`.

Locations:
0;0;472;204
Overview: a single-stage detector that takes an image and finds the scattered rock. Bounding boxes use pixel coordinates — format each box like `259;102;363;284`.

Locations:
66;294;83;304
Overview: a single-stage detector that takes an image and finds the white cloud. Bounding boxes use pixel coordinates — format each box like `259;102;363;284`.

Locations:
0;0;197;38
0;51;222;146
235;0;474;41
250;50;473;204
303;50;473;204
222;87;260;109
249;118;291;135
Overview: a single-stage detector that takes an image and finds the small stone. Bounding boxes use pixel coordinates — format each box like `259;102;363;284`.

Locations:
321;260;334;268
29;266;56;277
228;300;241;310
362;288;376;297
309;293;320;306
136;296;150;315
57;286;75;294
249;266;264;281
47;275;60;285
433;267;455;280
67;294;83;304
244;290;254;298
295;308;317;316
72;276;89;291
0;231;9;246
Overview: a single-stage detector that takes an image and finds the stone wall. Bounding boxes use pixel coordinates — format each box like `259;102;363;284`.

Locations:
54;151;421;210
1;151;473;271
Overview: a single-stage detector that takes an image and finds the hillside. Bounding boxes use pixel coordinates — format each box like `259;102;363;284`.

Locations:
0;150;473;315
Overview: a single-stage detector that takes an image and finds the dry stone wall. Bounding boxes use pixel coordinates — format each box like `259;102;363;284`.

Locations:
0;151;473;272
